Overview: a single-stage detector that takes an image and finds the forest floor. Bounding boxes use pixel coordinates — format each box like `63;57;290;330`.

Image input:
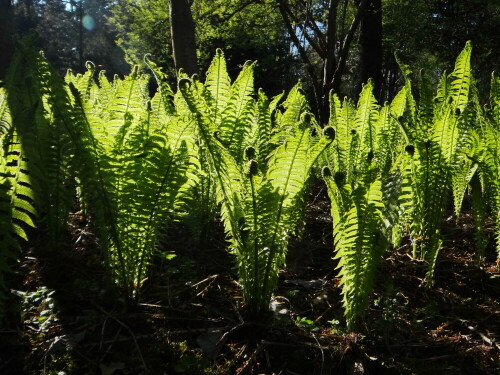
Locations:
1;183;499;375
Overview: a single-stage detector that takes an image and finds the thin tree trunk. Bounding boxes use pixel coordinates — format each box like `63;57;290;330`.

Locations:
330;0;369;94
277;0;368;122
0;0;14;83
78;0;84;70
359;0;382;101
321;0;338;122
169;0;198;76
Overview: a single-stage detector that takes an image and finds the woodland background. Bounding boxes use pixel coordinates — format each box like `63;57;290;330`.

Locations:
1;0;499;112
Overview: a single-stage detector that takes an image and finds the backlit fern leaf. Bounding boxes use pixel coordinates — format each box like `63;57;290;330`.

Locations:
273;83;309;142
5;42;74;247
219;61;256;161
330;174;386;330
205;49;232;124
0;88;36;300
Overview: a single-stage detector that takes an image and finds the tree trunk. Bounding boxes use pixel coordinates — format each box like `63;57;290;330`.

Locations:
169;0;198;76
0;0;14;83
77;0;84;70
321;0;338;122
359;0;382;101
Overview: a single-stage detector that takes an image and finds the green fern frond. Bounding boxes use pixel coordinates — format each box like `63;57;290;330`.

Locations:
204;49;232;123
219;61;256;161
417;70;435;130
0;89;36;296
448;41;472;112
5;42;75;247
353;79;379;150
331;177;386;330
470;173;488;262
274;83;309;138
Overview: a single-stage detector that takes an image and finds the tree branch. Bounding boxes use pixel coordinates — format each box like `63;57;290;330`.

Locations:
282;4;326;58
297;0;328;52
277;0;319;85
323;0;339;87
199;0;260;22
329;0;369;92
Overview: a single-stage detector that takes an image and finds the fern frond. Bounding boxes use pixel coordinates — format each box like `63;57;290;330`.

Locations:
5;43;75;247
273;83;309;141
470;173;488;262
449;41;472;112
205;49;232;124
0;90;36;296
219;61;256;161
332;178;386;330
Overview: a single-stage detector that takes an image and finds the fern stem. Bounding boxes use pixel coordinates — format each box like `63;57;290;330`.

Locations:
248;171;260;308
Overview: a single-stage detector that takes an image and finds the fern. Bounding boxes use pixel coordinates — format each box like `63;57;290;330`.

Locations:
476;73;500;267
323;81;392;330
67;64;194;300
470;173;488;262
0;87;36;308
5;43;74;248
329;175;386;329
396;42;477;283
179;74;332;318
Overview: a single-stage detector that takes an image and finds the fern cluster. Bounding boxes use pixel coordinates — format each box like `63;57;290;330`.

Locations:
177;50;333;317
1;40;499;329
321;42;494;328
66;63;196;300
322;79;404;329
396;42;477;282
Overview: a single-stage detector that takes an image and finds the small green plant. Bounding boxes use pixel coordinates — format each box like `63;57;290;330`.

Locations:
15;286;58;333
295;316;317;331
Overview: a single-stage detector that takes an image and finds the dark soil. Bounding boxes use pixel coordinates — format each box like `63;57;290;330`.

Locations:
1;185;499;375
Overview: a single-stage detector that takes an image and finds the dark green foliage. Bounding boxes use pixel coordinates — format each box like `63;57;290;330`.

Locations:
5;41;74;249
0;87;36;301
470;173;488;262
475;73;500;266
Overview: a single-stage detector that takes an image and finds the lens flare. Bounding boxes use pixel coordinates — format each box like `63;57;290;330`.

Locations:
82;15;95;31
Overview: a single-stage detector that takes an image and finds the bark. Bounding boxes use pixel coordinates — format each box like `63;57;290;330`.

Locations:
0;0;14;83
359;0;383;101
169;0;198;76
